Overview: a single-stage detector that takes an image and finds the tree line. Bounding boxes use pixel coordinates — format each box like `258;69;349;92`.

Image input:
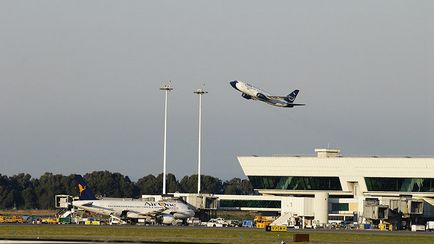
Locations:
0;171;254;209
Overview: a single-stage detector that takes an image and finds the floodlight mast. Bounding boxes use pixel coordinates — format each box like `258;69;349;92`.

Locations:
160;83;173;195
194;88;208;194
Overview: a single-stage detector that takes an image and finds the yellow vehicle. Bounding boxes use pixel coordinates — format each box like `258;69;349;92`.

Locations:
0;215;24;224
270;225;288;232
41;217;58;224
378;223;393;231
254;216;275;229
85;220;101;225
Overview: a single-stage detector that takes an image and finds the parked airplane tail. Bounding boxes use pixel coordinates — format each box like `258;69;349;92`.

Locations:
284;90;299;103
74;175;97;200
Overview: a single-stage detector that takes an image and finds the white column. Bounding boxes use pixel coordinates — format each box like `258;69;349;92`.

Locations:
160;84;173;195
194;88;207;194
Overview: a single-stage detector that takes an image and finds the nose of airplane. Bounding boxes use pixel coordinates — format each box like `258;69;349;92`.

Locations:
230;80;238;89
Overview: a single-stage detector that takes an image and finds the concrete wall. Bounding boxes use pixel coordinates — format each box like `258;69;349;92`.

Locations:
313;193;328;224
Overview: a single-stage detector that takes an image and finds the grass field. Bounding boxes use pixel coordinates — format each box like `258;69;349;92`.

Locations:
1;225;434;243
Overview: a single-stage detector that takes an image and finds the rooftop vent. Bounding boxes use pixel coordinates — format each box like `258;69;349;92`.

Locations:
315;148;340;158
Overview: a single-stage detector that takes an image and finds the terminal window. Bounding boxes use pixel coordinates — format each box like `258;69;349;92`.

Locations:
331;203;349;212
248;176;342;191
365;177;434;192
219;200;281;209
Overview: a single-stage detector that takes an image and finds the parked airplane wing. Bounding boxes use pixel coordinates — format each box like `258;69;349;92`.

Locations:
119;209;163;219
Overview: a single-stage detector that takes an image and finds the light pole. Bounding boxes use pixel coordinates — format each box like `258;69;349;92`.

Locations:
160;83;173;195
194;88;208;194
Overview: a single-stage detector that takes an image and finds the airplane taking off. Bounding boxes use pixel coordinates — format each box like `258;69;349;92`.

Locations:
72;175;195;224
230;80;305;108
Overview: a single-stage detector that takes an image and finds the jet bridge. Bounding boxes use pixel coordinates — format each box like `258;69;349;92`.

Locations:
142;193;218;210
55;195;73;209
363;199;389;220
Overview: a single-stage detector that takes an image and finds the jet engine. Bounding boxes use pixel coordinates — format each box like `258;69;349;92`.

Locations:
119;210;140;220
256;93;267;100
173;212;191;219
241;93;252;100
158;214;175;225
126;212;141;219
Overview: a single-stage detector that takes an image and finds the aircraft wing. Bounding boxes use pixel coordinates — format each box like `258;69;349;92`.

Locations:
74;201;108;211
267;96;285;100
267;96;305;106
119;209;164;219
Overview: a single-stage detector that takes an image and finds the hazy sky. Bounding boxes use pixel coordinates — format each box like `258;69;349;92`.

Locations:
1;1;433;180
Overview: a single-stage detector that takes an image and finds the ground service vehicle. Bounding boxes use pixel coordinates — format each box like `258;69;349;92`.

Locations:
426;221;434;231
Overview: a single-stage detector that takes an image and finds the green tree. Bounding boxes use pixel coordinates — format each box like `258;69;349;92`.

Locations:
21;188;38;209
223;178;254;195
10;173;38;209
180;174;225;194
0;174;13;208
34;173;72;209
3;191;15;209
84;171;134;198
0;171;257;209
180;175;198;193
136;174;158;195
155;173;181;194
0;174;39;209
239;178;255;195
201;175;223;194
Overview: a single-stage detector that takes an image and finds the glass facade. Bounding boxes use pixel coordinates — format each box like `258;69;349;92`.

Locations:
365;177;434;192
248;176;342;191
331;203;349;212
219;200;281;209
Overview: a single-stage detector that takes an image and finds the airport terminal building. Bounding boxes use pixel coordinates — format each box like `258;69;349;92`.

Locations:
142;148;434;228
235;149;434;227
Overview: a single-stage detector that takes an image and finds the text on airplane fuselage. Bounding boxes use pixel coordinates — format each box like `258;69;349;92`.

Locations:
144;202;175;207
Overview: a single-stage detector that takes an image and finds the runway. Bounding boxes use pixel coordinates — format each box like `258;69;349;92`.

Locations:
1;224;433;244
0;241;92;244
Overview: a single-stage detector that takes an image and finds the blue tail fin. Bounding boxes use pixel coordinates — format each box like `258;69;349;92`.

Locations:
284;90;299;103
74;175;97;200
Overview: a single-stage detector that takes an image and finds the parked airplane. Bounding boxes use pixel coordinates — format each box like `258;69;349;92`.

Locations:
72;175;195;224
229;80;305;108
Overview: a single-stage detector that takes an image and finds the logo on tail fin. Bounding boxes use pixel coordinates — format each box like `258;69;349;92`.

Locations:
285;90;299;103
78;184;86;194
74;175;97;200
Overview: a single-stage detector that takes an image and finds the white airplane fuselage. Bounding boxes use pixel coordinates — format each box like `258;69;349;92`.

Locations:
231;81;270;98
73;199;195;221
72;175;196;224
230;80;304;108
